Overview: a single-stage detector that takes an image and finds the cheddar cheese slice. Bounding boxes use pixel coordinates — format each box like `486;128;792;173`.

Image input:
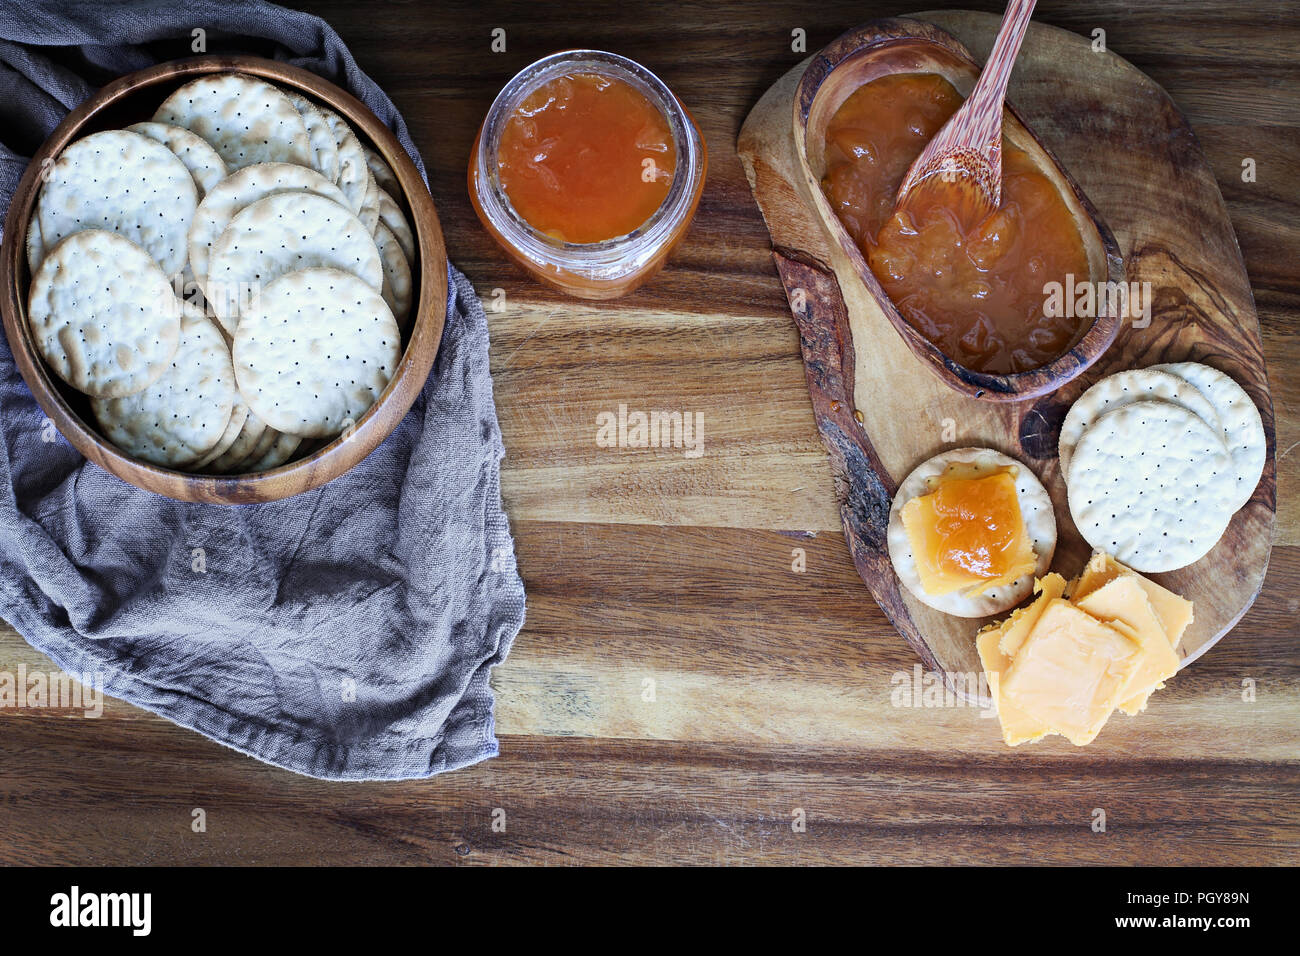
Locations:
1074;576;1181;716
977;628;1050;746
1000;600;1142;746
1070;551;1193;648
995;573;1067;659
978;574;1076;745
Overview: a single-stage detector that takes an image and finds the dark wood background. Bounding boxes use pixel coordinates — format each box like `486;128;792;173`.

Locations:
1;0;1297;865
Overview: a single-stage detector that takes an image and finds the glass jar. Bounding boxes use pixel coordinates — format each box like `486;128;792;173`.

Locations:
469;50;707;300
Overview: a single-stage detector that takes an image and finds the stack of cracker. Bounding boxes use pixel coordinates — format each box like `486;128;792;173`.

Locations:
977;551;1193;747
24;73;416;473
1060;365;1265;572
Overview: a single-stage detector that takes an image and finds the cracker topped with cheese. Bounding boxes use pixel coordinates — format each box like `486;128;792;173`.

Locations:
978;551;1193;747
887;447;1056;618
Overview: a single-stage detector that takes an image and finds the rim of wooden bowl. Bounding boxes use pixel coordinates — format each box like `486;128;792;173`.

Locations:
0;55;448;504
794;18;1125;402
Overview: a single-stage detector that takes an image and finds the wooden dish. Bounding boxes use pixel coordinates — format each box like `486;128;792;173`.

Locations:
794;19;1124;402
0;55;448;504
738;11;1275;698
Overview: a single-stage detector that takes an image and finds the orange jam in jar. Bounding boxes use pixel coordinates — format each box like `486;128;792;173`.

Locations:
821;73;1090;375
471;51;706;299
497;73;676;243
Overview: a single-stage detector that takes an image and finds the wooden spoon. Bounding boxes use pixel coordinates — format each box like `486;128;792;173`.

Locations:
894;0;1037;228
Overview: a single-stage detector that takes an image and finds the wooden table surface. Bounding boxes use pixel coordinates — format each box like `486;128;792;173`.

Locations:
2;0;1297;866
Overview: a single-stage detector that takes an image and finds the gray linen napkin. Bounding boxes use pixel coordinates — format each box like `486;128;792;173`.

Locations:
0;0;526;780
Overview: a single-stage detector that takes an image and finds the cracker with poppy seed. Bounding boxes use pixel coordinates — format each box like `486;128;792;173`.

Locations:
36;129;197;279
312;102;371;220
192;398;250;470
127;121;228;197
285;93;341;183
91;301;237;467
1067;400;1236;572
233;267;399;438
1151;362;1266;513
374;187;415;263
25;217;43;274
153;73;311;173
203;408;269;473
1058;367;1219;481
27;229;182;398
187;161;350;311
205;191;382;333
362;144;399;198
886;447;1056;618
246;432;303;473
374;221;413;331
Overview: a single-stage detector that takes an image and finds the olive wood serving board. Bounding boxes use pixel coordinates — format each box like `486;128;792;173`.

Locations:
737;10;1276;696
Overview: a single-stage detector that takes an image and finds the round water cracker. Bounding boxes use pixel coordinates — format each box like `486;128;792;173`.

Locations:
374;221;412;331
206;412;271;473
206;191;383;334
1151;362;1265;513
188;161;349;304
285;93;340;184
313;103;370;217
226;424;279;473
886;447;1057;619
362;145;399;198
246;432;302;473
37;129;197;278
192;398;249;470
1059;367;1221;481
1067;400;1236;573
355;172;382;233
233;268;400;438
374;188;414;263
91;302;237;467
153;73;312;173
126;122;228;196
28;230;182;398
25;217;44;274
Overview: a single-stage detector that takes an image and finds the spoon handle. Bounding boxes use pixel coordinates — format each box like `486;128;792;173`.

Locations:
896;0;1037;213
964;0;1037;167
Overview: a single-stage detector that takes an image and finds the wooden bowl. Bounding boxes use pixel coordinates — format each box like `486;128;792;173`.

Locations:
793;19;1124;402
0;55;447;503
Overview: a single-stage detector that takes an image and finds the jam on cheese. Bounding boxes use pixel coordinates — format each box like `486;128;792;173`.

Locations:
978;553;1193;747
821;73;1092;375
899;465;1036;597
496;71;676;244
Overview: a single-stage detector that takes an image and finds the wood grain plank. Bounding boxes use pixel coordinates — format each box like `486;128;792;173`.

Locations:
1;724;1294;864
485;291;1300;540
490;301;838;529
496;526;1300;756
